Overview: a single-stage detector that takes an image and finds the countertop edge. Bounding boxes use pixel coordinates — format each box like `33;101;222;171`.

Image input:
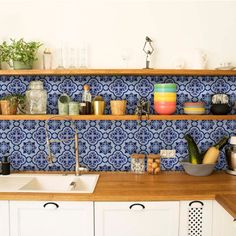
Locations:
215;194;236;219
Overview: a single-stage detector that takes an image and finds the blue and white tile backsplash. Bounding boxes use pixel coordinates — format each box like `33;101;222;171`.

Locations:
0;75;236;171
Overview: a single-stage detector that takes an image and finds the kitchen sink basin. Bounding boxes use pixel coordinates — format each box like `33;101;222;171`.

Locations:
0;174;99;193
0;176;34;192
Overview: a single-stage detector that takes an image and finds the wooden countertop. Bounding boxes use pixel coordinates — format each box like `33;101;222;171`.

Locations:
1;171;236;218
1;171;236;201
215;194;236;219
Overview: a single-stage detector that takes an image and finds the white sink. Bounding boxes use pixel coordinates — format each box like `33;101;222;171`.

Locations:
0;176;34;192
0;174;99;193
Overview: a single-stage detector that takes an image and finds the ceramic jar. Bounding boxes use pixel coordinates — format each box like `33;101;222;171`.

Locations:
58;94;71;115
110;100;127;115
25;81;47;114
154;83;176;115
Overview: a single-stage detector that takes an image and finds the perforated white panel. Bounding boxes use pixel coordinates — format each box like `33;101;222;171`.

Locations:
188;202;204;236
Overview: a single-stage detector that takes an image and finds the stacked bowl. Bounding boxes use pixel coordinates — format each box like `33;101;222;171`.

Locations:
154;83;177;115
183;102;205;115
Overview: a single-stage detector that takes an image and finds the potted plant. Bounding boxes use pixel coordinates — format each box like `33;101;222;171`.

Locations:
0;41;12;69
0;39;42;70
0;94;25;115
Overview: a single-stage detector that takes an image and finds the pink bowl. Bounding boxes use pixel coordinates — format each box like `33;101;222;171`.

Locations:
154;102;176;115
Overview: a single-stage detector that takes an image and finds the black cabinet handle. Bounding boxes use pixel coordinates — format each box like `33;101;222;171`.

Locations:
129;203;145;210
43;202;59;209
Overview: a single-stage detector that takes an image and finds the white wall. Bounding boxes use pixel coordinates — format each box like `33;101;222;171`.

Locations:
0;0;236;69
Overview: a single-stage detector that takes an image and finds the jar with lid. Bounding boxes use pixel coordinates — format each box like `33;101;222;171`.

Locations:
25;81;47;114
131;154;145;174
147;154;161;175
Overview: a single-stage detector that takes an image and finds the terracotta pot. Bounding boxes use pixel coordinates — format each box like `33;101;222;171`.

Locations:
110;100;127;115
1;100;18;115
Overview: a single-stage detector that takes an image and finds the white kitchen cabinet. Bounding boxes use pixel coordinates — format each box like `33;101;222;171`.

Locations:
0;201;10;236
212;201;236;236
95;201;179;236
179;200;213;236
10;201;93;236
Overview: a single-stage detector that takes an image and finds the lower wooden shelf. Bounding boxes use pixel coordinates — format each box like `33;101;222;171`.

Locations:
0;114;235;120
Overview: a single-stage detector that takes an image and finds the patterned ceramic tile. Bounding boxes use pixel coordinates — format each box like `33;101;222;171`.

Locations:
0;75;236;171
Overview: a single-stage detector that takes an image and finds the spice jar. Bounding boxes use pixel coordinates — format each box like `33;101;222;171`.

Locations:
25;81;47;114
131;154;145;174
147;154;161;175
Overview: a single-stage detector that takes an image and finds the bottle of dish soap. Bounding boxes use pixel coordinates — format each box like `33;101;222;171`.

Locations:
82;84;92;115
1;156;10;175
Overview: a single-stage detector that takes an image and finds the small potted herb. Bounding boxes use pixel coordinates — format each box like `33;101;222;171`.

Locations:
0;39;42;70
0;94;25;115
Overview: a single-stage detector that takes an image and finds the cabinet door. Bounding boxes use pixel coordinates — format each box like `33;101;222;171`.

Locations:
0;201;9;236
179;200;213;236
10;201;93;236
95;201;179;236
212;201;236;236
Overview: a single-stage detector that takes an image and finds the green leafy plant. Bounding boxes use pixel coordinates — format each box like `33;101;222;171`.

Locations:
10;38;42;64
0;41;11;65
1;94;25;105
0;39;42;67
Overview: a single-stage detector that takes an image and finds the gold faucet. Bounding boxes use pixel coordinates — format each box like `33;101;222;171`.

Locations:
45;116;85;176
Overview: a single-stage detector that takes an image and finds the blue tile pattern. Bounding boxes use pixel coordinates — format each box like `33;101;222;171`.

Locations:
0;75;236;171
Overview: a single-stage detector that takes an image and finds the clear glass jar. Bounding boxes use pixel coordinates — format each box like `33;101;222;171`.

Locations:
43;48;52;69
25;81;47;114
147;154;161;175
131;154;145;174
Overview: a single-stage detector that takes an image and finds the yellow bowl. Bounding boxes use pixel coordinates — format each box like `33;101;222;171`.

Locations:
154;92;176;97
154;97;177;102
184;107;205;111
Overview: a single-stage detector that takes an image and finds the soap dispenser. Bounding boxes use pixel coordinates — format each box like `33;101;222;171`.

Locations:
1;156;10;175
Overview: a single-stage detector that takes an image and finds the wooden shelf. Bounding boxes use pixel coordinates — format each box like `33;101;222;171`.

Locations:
0;69;236;76
0;114;236;121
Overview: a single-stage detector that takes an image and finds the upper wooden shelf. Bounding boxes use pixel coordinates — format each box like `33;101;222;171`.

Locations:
0;114;236;121
0;69;236;76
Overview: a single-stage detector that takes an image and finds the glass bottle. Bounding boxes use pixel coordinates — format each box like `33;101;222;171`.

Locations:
43;48;52;69
82;84;92;115
25;81;47;114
